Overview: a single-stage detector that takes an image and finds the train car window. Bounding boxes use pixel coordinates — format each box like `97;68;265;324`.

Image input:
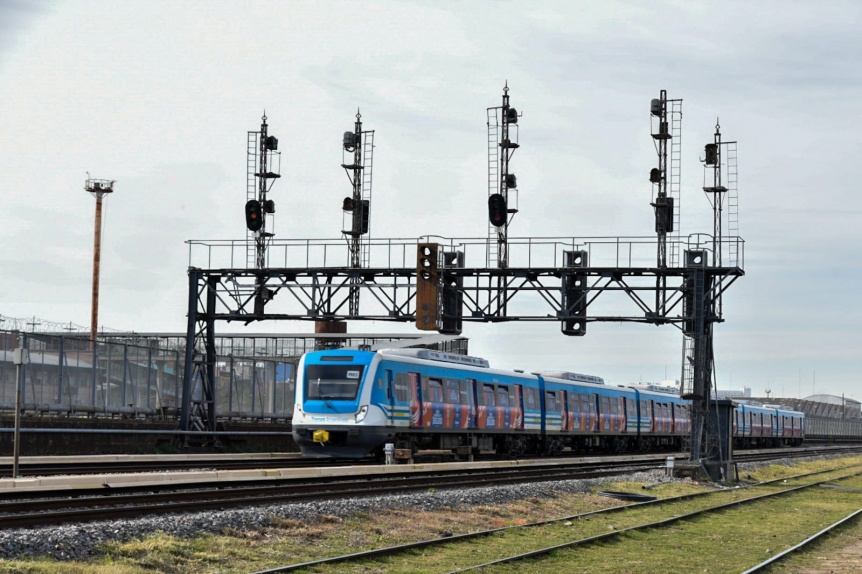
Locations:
600;396;610;414
524;387;537;409
445;379;461;404
611;399;619;415
427;378;444;403
393;373;411;402
582;395;592;414
641;400;649;416
305;364;365;400
570;394;580;412
482;384;496;406
461;380;473;405
545;391;558;411
496;387;510;407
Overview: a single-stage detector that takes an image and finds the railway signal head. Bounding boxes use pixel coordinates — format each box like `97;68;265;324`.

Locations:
488;193;507;228
245;199;264;232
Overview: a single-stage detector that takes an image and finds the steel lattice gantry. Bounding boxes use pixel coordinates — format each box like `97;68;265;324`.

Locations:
181;235;744;442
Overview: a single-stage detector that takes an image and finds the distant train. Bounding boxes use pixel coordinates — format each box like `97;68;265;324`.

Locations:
291;348;804;460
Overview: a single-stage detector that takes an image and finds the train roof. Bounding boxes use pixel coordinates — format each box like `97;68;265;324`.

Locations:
376;348;491;368
536;371;605;385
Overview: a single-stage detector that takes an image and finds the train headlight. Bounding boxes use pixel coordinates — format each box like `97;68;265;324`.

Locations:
355;405;369;423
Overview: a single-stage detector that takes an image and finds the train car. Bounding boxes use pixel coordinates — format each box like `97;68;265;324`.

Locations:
628;387;691;451
538;374;635;454
294;348;819;460
292;348;542;459
732;402;804;448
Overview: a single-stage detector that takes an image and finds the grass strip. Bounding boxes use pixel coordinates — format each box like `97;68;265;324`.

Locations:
1;456;860;574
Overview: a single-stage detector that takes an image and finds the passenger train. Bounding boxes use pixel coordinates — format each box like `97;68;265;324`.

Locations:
291;348;804;460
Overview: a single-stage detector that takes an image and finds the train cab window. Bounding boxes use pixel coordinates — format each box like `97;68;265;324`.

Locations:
393;373;412;402
427;378;444;403
482;384;496;406
496;387;510;407
545;391;558;411
305;364;365;400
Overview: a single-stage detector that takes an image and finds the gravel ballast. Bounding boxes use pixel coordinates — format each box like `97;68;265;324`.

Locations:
0;457;829;562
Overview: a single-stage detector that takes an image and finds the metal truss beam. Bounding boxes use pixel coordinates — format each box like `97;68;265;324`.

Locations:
183;265;741;327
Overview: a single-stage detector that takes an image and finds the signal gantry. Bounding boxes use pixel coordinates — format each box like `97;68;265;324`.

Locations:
184;88;744;480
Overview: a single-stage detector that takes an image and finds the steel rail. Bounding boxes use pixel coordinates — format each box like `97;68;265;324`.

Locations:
3;443;855;479
0;456;335;478
447;469;862;573
0;460;662;529
740;506;862;574
249;464;862;574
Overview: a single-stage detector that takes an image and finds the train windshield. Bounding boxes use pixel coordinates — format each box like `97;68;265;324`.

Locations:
305;364;364;401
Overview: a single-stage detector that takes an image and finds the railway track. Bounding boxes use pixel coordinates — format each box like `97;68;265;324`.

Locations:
249;463;862;573
0;458;664;530
2;445;858;532
4;443;858;478
0;454;325;478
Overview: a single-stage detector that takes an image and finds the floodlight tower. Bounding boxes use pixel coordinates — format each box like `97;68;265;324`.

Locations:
85;175;115;342
341;110;375;316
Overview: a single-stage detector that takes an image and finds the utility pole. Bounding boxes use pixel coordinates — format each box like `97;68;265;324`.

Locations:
12;335;29;478
85;175;115;342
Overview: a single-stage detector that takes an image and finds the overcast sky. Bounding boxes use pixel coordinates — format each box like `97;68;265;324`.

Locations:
1;1;859;400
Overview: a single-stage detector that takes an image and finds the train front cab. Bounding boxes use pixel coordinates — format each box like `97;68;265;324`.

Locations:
292;350;387;458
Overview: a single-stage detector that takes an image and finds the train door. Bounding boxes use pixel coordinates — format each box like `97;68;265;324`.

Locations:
624;397;636;434
479;383;496;428
496;385;510;429
641;399;650;435
513;385;524;429
545;390;560;431
648;401;656;433
467;379;478;428
560;390;569;431
444;379;461;428
570;393;581;431
422;378;442;428
599;396;610;431
385;370;395;425
409;372;422;428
